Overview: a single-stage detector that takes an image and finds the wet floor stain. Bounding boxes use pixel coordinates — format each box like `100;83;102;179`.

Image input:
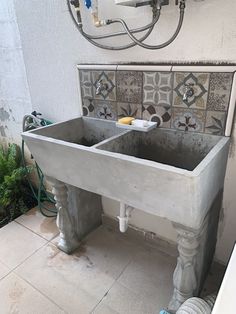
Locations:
40;218;57;235
47;243;94;269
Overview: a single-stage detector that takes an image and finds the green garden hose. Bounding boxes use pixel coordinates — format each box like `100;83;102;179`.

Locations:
22;112;57;218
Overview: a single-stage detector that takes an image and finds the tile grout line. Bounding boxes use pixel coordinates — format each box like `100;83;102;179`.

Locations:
0;241;68;313
0;241;49;275
14;219;58;242
90;249;137;313
7;239;68;313
13;271;68;313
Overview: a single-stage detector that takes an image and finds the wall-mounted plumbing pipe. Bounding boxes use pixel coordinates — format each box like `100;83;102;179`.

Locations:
68;0;186;50
118;203;134;233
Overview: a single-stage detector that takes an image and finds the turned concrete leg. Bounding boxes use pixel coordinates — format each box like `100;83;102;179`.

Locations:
48;177;80;254
168;225;201;311
169;191;222;312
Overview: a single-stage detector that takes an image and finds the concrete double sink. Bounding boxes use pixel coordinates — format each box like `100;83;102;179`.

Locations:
22;116;229;230
22;116;230;310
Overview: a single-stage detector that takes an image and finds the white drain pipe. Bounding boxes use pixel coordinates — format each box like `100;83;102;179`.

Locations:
118;203;133;233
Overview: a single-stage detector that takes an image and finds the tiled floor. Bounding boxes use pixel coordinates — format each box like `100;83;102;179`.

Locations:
0;208;225;314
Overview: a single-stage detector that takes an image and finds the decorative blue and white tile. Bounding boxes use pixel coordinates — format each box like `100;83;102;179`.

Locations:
79;70;93;99
143;72;173;106
92;71;116;101
117;103;142;119
205;111;226;136
171;108;205;132
142;105;171;128
82;99;95;117
173;72;210;110
94;101;117;121
117;71;142;103
207;73;233;111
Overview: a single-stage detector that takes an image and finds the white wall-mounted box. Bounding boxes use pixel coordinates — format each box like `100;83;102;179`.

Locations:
115;0;150;7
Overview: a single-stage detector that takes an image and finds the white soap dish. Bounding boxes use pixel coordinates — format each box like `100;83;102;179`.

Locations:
116;119;158;132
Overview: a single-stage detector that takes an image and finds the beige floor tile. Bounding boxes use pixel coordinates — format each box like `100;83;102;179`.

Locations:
15;243;115;313
80;226;141;277
97;282;161;314
0;261;10;280
0;272;64;314
53;226;138;278
117;247;176;311
0;222;47;269
15;207;59;241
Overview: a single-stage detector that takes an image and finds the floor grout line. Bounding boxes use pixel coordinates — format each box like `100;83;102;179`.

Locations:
90;248;136;313
2;241;49;274
14;219;57;242
12;271;68;313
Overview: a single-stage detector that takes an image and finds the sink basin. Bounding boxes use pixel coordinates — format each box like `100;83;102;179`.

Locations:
22;117;230;230
97;128;223;171
31;116;125;146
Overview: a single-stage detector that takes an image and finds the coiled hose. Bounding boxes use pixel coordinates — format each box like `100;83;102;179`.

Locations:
22;112;57;217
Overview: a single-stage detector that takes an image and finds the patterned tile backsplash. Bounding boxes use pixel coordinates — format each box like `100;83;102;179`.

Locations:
78;67;234;136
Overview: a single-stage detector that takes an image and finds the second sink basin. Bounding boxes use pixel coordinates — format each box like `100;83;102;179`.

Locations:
96;128;224;171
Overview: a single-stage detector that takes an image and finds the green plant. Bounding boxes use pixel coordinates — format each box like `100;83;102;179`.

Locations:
0;143;33;226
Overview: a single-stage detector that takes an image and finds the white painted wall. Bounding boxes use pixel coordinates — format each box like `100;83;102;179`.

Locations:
0;0;32;145
3;0;236;263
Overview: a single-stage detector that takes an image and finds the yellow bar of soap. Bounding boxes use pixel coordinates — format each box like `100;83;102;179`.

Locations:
118;117;135;125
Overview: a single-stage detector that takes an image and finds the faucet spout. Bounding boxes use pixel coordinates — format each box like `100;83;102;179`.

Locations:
183;83;194;102
95;79;108;95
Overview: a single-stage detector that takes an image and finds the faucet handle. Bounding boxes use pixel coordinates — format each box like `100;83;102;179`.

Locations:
184;83;194;87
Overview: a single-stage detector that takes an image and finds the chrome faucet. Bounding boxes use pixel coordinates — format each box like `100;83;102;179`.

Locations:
183;83;194;102
95;79;108;95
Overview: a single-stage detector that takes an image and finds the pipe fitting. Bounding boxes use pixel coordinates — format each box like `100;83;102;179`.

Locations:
118;203;133;233
92;14;108;27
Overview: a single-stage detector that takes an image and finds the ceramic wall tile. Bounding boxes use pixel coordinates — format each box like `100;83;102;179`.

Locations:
92;71;116;101
173;72;210;110
79;66;235;136
143;72;173;106
171;108;205;133
79;70;93;99
117;103;142;119
142;105;171;128
207;73;233;111
117;71;142;103
205;111;227;136
94;101;117;121
82;99;95;117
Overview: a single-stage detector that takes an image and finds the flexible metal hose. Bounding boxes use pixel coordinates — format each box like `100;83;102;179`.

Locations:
67;0;160;39
67;0;161;50
108;2;185;50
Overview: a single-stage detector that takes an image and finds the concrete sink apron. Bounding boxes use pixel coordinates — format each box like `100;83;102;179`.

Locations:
22;116;230;311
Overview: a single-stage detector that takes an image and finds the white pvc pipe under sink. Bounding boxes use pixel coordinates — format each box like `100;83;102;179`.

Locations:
118;203;133;232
